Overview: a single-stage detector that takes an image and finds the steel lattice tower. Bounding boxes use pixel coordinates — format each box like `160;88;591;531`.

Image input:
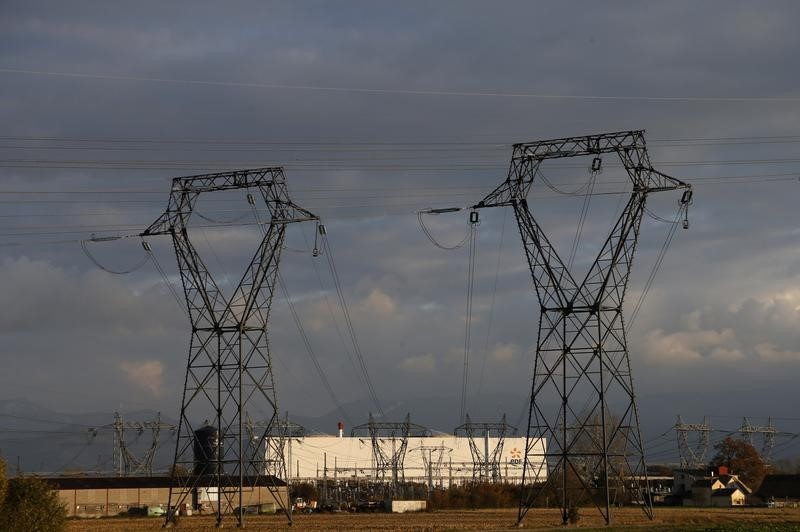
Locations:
112;412;174;476
675;415;712;468
411;444;452;492
740;417;777;463
453;414;516;483
142;168;317;527
472;131;692;526
351;413;430;496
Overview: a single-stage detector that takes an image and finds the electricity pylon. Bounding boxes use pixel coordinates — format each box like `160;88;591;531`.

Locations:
453;414;516;482
410;444;452;492
471;131;692;526
675;415;712;468
142;168;317;527
740;417;777;463
112;412;174;476
351;413;430;496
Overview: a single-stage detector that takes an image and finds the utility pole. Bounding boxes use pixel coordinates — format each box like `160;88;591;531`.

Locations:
465;131;692;526
142;168;317;528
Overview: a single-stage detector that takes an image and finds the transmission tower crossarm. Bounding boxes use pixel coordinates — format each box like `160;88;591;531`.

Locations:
140;167;318;237
473;131;692;211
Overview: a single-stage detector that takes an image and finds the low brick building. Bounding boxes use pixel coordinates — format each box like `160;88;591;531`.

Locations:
42;475;288;518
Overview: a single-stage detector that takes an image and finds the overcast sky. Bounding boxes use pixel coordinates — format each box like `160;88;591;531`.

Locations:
1;1;799;452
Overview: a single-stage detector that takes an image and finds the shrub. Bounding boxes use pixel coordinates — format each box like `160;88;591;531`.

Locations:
0;476;67;532
428;482;518;510
0;458;6;505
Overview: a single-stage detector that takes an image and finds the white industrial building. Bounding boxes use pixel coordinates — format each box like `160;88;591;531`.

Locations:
283;435;546;486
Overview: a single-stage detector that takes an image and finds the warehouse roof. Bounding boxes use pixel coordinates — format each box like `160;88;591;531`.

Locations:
40;475;286;490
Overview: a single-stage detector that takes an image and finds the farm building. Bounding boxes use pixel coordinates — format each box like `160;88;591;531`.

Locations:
42;475;288;518
757;474;800;507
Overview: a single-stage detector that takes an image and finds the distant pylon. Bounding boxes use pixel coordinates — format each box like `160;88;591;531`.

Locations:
112;412;174;476
674;415;712;468
740;417;777;463
351;413;430;496
453;413;515;483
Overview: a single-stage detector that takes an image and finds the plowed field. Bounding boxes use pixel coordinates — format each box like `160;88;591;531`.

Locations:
66;507;800;531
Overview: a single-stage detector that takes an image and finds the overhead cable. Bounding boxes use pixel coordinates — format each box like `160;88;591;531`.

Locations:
79;238;152;275
321;232;384;417
141;241;189;319
417;208;472;250
475;208;507;401
3;67;800;102
628;203;687;329
460;212;479;424
277;272;354;427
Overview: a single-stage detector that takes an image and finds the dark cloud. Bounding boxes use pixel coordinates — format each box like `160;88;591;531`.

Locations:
0;0;799;448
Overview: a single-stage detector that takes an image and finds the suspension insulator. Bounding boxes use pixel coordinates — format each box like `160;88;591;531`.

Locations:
318;224;327;235
142;241;152;252
591;157;602;172
469;211;479;224
680;189;693;205
246;193;256;205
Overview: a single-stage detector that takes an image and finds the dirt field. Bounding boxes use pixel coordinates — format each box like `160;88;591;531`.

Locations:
65;507;800;531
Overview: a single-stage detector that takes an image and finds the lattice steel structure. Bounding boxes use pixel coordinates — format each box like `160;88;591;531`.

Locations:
453;414;516;482
142;167;317;527
471;131;692;526
350;413;430;496
675;415;712;468
244;413;306;478
740;417;777;463
112;412;174;476
411;444;452;492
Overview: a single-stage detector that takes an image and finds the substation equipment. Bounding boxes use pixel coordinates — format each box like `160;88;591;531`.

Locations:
350;413;431;497
453;414;516;483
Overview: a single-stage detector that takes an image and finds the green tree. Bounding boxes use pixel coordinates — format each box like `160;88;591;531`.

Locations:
710;437;767;491
0;476;67;532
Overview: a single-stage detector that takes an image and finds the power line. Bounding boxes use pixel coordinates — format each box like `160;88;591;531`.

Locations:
276;272;353;427
320;232;384;417
475;208;507;401
460;214;478;425
4;132;800;146
248;197;355;425
142;241;189;319
628;203;687;330
297;224;370;396
3;67;800;102
80;239;151;275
